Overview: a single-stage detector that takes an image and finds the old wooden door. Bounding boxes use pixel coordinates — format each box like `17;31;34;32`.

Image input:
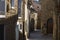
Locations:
47;18;53;33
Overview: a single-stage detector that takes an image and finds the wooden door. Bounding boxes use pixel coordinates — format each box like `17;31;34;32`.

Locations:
47;18;53;33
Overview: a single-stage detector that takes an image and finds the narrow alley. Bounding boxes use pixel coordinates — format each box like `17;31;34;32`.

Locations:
27;29;53;40
0;0;60;40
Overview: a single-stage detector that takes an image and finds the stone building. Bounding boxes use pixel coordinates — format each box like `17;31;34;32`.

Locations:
53;0;60;40
23;0;60;40
25;0;60;40
8;0;60;40
21;0;41;39
41;0;54;34
41;0;60;40
0;0;18;40
27;0;41;31
32;0;41;29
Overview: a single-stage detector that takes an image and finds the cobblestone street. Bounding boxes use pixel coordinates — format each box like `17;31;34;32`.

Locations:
27;30;53;40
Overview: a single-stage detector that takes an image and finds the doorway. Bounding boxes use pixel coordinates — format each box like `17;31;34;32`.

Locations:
29;18;35;32
0;24;4;40
47;18;53;33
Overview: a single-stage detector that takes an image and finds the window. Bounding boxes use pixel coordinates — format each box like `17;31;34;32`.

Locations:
0;0;5;18
18;0;22;17
34;0;39;1
33;0;39;4
0;0;5;13
11;0;14;9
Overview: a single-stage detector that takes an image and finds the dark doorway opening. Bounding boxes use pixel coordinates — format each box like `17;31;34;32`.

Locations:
0;24;4;40
37;17;41;29
47;18;53;34
29;18;35;32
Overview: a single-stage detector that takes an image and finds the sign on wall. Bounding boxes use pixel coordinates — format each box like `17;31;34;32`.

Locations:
0;0;5;18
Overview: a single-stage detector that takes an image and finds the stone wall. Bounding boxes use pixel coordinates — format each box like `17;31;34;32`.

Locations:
53;0;60;40
40;0;60;40
0;0;18;40
0;14;18;40
37;11;41;29
30;12;38;30
41;0;55;33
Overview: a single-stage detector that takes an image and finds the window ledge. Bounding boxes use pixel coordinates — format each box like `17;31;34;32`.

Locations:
0;15;5;18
